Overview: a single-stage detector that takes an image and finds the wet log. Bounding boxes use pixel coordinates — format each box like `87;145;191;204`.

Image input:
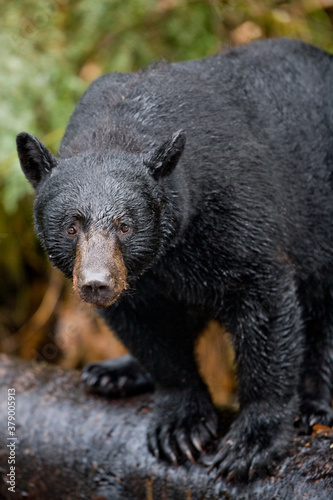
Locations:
0;354;332;500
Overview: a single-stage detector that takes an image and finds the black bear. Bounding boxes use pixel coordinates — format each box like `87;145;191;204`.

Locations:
17;38;333;481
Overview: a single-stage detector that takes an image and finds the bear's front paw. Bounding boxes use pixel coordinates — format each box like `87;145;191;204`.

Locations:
81;354;154;397
147;388;217;465
212;410;294;482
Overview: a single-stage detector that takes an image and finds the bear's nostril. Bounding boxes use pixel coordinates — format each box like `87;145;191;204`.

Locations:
82;280;110;297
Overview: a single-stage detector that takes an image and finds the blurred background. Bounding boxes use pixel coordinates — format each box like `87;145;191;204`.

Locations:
1;0;332;406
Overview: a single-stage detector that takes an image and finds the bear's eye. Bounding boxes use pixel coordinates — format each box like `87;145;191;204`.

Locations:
67;226;77;236
119;223;131;234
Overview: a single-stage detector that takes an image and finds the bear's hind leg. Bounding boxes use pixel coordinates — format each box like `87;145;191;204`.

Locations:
297;285;333;431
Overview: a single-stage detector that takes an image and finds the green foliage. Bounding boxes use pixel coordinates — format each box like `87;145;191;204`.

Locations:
0;0;332;334
1;0;332;211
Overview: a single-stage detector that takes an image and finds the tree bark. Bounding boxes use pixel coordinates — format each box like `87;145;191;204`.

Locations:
0;354;332;500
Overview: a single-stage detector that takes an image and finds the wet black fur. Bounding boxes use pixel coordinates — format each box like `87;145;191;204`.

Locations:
17;39;333;481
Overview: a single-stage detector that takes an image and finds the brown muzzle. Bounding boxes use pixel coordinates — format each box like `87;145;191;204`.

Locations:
73;231;127;308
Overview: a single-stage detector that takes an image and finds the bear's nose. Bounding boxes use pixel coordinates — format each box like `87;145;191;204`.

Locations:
82;280;110;296
79;271;113;305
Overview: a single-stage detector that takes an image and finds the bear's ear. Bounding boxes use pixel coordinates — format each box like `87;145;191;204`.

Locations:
144;129;186;180
16;132;57;189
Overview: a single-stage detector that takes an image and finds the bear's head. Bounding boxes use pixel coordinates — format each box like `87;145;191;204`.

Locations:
16;130;186;308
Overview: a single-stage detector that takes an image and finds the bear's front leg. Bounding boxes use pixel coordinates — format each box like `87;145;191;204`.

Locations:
101;299;218;464
213;269;303;481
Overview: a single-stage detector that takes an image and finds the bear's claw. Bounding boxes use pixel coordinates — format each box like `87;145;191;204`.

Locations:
147;392;218;465
296;399;333;433
81;355;154;397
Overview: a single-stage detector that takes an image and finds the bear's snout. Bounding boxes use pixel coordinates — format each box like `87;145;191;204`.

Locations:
79;270;115;306
73;231;127;308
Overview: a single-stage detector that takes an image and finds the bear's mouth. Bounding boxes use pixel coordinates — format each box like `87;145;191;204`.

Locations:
79;288;123;309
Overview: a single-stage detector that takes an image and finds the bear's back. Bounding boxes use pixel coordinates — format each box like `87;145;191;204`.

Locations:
59;39;333;273
60;39;332;165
